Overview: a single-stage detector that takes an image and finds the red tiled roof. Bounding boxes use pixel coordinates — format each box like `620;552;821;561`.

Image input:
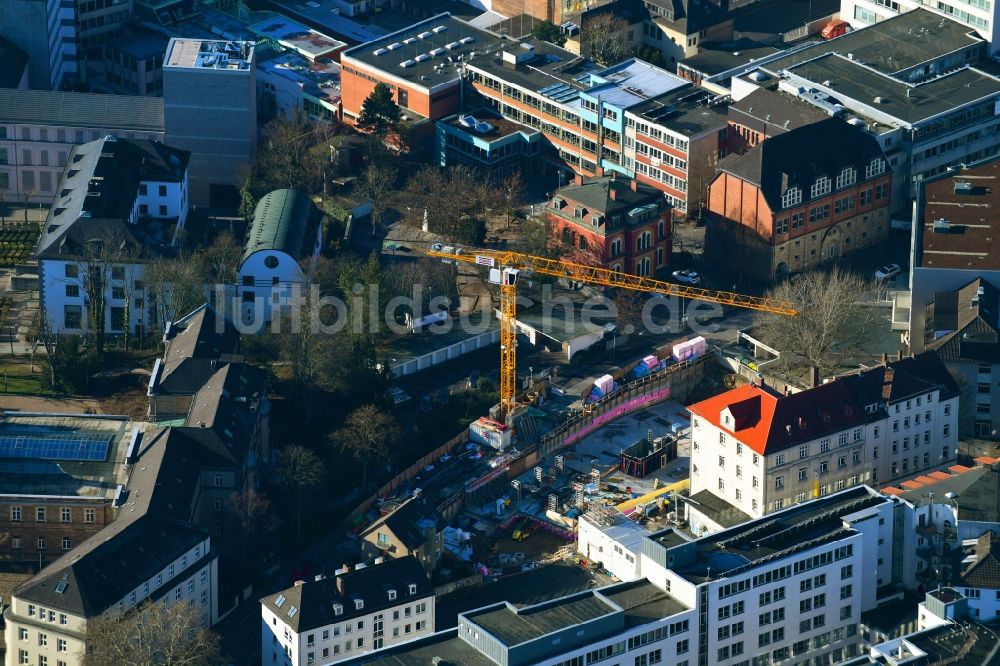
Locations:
929;471;952;480
949;465;973;473
882;487;905;496
688;384;779;455
901;480;924;489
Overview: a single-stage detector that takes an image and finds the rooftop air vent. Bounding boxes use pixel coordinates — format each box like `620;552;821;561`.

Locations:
417;31;433;39
403;37;416;44
429;47;445;56
373;48;387;55
445;41;460;49
400;59;415;68
460;36;474;44
873;96;885;104
387;42;402;50
432;25;447;32
932;218;952;233
954;180;974;195
414;53;431;62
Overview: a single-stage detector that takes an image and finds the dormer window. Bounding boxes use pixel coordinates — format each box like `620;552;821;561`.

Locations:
865;157;885;179
354;598;364;610
593;214;603;226
810;176;831;198
782;186;802;209
836;167;856;189
408;583;417;595
333;603;343;616
388;589;397;601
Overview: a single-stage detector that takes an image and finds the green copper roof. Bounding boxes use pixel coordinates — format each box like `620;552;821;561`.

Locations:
242;189;317;265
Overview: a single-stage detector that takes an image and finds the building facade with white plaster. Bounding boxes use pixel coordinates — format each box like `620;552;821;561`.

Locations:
261;556;435;666
687;352;959;534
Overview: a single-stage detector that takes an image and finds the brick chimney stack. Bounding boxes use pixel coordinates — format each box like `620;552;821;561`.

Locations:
630;179;638;191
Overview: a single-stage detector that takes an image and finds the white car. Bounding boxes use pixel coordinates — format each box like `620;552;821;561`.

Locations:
672;269;701;285
431;243;444;252
875;264;901;281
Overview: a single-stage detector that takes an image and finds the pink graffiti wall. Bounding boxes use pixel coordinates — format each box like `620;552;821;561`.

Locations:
563;386;671;447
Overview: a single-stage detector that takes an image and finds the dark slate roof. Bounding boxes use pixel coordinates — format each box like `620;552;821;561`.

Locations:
155;305;241;396
688;489;752;528
691;351;958;455
728;88;829;134
553;176;663;217
716;117;887;210
13;427;210;617
897;463;1000;524
961;531;1000;590
926;279;1000;364
361;497;444;551
241;189;321;265
0;35;29;88
645;0;730;33
186;363;268;466
0;89;165;131
260;556;433;633
36;137;189;260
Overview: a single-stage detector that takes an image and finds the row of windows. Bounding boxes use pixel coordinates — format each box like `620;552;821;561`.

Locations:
11;536;72;551
781;160;885;209
9;507;96;523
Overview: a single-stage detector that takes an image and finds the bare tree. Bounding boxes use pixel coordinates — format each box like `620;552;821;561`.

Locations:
753;267;877;376
581;13;631;66
17;186;36;224
84;599;222;666
355;162;398;234
497;170;526;228
331;404;401;489
274;445;326;545
229;489;280;573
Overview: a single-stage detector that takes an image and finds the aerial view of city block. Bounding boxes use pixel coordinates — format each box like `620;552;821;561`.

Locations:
1;0;1000;664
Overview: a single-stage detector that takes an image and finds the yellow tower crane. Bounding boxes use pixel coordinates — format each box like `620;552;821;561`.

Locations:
428;248;797;417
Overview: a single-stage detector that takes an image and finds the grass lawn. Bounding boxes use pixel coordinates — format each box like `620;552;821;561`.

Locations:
0;360;51;395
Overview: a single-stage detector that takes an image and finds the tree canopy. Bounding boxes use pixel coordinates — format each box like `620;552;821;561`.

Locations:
84;600;222;666
357;83;402;136
530;21;566;46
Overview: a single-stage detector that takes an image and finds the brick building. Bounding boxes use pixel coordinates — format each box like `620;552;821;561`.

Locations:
341;14;726;213
546;173;671;276
706;118;891;282
0;413;136;565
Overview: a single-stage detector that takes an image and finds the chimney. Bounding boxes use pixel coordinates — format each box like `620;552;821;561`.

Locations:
610;188;617;201
630;179;638;192
896;349;903;361
336;574;345;596
294;580;305;586
810;366;820;388
574;173;584;186
780;172;789;192
798;416;806;429
596;167;605;177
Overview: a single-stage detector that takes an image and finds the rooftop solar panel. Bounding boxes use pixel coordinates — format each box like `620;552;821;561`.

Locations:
0;430;113;462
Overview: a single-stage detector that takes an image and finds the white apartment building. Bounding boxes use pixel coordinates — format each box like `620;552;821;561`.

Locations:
687;352;959;535
260;556;435;666
0;89;165;204
37;135;189;336
342;486;917;666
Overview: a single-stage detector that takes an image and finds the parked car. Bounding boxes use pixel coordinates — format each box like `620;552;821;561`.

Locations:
387;387;411;405
875;263;901;282
671;269;701;285
431;242;444;251
821;19;851;39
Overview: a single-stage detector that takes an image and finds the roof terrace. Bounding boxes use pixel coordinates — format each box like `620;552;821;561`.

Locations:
165;38;254;70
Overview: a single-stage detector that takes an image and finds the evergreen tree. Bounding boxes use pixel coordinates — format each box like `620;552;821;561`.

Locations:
357;83;401;136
